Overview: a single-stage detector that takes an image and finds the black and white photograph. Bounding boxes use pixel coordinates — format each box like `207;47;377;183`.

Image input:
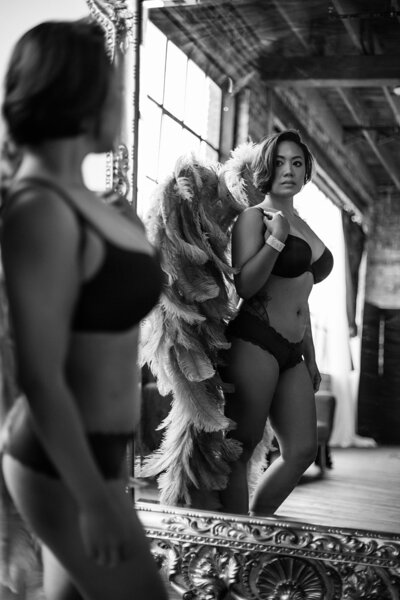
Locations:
0;2;399;599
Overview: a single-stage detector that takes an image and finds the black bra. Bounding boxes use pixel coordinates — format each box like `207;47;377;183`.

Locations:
271;234;333;283
72;241;163;332
257;208;333;284
5;178;163;333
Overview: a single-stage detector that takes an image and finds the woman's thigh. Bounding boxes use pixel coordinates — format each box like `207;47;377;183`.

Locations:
221;337;279;442
269;361;317;454
2;455;166;600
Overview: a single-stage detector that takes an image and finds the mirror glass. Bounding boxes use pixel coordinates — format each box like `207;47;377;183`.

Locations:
134;0;400;536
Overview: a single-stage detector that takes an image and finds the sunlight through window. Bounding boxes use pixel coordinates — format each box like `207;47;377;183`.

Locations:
164;42;186;119
137;21;222;216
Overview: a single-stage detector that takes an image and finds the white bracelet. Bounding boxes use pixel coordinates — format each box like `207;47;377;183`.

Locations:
265;235;285;252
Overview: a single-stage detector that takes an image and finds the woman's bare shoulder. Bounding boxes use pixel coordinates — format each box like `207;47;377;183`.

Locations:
5;183;74;221
234;205;264;229
2;185;79;250
237;205;264;220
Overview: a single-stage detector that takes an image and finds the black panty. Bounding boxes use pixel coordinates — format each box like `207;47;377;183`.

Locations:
226;310;303;372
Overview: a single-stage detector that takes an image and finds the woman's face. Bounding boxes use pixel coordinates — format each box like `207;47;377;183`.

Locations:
269;140;306;198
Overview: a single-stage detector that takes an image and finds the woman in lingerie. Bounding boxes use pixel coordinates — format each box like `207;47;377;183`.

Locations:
219;129;333;516
0;19;167;600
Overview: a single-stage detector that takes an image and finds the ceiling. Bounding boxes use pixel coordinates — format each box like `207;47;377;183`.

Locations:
145;0;400;215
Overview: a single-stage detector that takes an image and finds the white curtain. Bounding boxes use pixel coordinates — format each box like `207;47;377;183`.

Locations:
295;183;375;447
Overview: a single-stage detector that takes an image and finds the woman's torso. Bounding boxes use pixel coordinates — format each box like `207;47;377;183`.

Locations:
240;204;333;342
4;176;163;433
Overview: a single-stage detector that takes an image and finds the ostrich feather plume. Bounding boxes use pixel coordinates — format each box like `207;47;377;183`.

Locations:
140;147;272;507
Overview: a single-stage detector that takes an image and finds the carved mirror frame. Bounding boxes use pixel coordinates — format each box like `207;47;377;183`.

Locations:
86;2;400;598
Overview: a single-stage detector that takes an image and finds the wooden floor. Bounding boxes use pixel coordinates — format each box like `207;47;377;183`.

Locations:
274;446;400;534
138;446;400;535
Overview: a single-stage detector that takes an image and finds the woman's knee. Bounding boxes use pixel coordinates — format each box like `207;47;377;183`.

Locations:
280;439;318;469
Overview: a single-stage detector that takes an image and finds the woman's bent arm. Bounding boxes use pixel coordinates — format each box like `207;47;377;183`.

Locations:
1;190;136;563
232;209;286;299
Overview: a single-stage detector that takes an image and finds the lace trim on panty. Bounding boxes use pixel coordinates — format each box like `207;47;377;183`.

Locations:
230;308;303;350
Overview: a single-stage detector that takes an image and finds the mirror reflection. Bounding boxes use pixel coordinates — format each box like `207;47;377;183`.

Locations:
2;3;400;600
135;0;400;533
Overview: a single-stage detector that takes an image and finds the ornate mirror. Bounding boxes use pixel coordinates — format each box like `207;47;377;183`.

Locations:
82;1;400;599
0;1;386;599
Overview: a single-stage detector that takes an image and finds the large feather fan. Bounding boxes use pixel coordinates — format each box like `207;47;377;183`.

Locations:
139;145;272;507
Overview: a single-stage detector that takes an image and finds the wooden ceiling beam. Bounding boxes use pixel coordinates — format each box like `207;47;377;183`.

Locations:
332;0;400;189
338;88;400;190
271;0;309;50
383;88;400;128
332;0;400;126
331;0;364;52
270;0;375;207
258;55;400;87
297;88;376;198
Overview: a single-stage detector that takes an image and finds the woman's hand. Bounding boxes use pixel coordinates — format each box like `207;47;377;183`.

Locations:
79;493;136;568
263;210;290;243
305;357;321;392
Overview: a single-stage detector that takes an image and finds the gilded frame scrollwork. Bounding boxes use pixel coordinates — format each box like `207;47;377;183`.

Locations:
137;502;400;600
86;3;400;599
86;0;140;205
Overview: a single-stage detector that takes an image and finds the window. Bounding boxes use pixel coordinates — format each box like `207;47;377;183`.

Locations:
137;21;223;216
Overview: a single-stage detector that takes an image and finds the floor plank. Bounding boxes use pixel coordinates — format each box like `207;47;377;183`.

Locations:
138;446;400;535
274;446;400;534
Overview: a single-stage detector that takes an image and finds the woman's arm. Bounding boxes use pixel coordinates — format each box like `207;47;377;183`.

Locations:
232;208;288;299
2;189;137;564
1;190;111;506
302;303;321;392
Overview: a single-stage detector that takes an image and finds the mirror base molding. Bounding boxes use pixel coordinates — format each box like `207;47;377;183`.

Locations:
137;502;400;600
